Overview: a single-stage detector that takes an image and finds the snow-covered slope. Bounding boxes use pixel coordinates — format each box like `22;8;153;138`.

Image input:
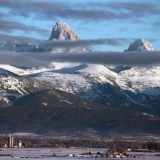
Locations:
119;66;160;95
21;62;158;114
0;63;159;115
0;68;45;107
0;64;54;76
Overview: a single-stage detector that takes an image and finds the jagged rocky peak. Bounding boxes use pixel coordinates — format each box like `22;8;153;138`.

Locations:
46;22;90;53
124;39;155;51
49;22;81;41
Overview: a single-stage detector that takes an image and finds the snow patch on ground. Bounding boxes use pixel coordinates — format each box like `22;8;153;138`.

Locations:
0;93;24;98
12;133;44;136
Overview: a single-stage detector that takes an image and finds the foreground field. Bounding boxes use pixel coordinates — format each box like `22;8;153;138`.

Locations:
0;148;160;160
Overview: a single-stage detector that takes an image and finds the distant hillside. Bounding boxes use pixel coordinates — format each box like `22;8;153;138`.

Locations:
0;89;159;137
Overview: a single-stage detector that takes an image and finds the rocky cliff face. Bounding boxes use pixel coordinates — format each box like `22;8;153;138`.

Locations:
47;22;90;53
124;39;155;51
49;22;81;41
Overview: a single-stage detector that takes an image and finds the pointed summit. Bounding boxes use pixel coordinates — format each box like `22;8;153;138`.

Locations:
124;39;155;51
49;22;81;41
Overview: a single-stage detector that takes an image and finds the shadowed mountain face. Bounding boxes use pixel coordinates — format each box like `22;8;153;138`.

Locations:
0;89;157;136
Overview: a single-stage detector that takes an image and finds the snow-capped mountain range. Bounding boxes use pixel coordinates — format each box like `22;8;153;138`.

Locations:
27;62;160;114
0;22;160;116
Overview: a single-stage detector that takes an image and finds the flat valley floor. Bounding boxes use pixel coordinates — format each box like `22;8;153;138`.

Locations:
0;148;160;160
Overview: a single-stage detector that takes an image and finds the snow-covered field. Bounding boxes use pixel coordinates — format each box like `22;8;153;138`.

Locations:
0;148;159;160
0;148;101;159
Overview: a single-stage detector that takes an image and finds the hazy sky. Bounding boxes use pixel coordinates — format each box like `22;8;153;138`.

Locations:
0;0;160;51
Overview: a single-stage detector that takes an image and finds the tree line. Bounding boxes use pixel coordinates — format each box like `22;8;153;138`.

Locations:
0;136;160;150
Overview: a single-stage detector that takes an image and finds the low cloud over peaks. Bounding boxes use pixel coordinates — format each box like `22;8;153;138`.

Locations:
39;38;128;49
0;34;41;46
0;51;160;67
48;51;160;66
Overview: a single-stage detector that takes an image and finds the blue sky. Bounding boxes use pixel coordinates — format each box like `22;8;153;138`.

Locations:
0;0;160;51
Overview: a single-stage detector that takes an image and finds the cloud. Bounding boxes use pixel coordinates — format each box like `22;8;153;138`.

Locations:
39;38;129;49
146;38;158;42
99;2;160;14
0;11;6;19
0;51;160;67
153;21;160;27
0;34;129;48
1;0;160;22
0;20;49;36
0;34;41;45
46;51;160;66
77;26;93;32
0;35;155;52
0;51;47;67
